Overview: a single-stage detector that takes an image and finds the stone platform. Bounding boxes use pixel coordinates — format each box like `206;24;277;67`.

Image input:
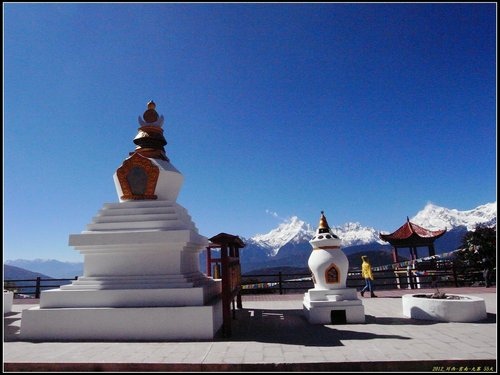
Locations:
5;287;496;372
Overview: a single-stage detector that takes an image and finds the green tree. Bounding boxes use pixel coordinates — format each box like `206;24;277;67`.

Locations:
462;224;496;260
453;224;496;285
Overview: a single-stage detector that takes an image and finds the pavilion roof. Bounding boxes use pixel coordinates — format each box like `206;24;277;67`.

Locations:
208;232;246;248
379;217;447;246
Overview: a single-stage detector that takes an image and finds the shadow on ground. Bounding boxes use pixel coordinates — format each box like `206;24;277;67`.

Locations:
365;312;496;325
4;312;22;341
364;314;439;325
225;308;411;346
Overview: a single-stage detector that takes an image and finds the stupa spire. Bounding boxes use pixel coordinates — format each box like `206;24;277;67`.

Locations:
143;100;158;123
318;211;330;231
132;100;169;161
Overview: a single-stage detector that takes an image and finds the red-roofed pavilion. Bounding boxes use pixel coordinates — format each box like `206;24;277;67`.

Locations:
380;217;447;263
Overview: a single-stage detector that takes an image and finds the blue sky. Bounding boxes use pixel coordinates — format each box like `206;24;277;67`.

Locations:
4;3;497;262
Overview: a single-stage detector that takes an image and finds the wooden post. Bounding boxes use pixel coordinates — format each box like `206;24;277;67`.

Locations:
234;245;242;309
392;247;398;263
406;266;412;289
220;244;231;337
452;262;459;287
429;244;436;257
278;272;283;295
236;291;242;309
206;246;212;276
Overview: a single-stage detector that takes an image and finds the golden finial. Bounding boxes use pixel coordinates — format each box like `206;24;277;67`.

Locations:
143;100;159;123
318;211;330;229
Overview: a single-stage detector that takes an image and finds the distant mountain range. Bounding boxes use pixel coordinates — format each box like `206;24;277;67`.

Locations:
3;265;75;295
229;201;496;272
4;264;53;280
4;202;496;278
4;259;83;280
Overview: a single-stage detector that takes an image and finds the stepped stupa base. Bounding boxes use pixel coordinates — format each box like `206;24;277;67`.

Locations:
303;288;365;324
21;297;223;341
21;278;223;340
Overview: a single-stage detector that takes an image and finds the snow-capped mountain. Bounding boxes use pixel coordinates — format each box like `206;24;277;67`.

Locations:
411;202;497;231
6;202;496;276
248;216;313;256
239;217;390;272
238;201;496;272
247;217;386;255
248;202;497;252
330;222;386;246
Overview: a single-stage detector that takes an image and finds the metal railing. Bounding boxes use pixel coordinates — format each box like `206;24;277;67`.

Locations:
4;266;490;299
4;276;78;298
240;266;488;295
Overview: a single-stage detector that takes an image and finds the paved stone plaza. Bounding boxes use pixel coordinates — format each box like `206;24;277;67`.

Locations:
3;287;496;372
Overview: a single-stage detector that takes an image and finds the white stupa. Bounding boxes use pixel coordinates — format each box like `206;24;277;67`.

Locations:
303;211;365;324
21;101;223;340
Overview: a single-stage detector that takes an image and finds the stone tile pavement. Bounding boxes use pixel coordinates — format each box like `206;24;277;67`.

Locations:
3;287;497;372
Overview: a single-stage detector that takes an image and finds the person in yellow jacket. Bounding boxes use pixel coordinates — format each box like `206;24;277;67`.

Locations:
360;255;377;297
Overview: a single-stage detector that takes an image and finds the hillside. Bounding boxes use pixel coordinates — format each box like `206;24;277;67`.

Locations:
4;264;52;280
4;265;74;295
4;259;83;279
242;250;400;277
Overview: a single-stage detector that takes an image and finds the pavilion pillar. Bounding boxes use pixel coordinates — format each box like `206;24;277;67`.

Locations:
206;246;212;276
428;244;436;257
392;247;399;263
220;244;231;337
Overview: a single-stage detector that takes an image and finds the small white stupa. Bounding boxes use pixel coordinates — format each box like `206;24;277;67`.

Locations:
303;211;365;324
21;101;223;340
